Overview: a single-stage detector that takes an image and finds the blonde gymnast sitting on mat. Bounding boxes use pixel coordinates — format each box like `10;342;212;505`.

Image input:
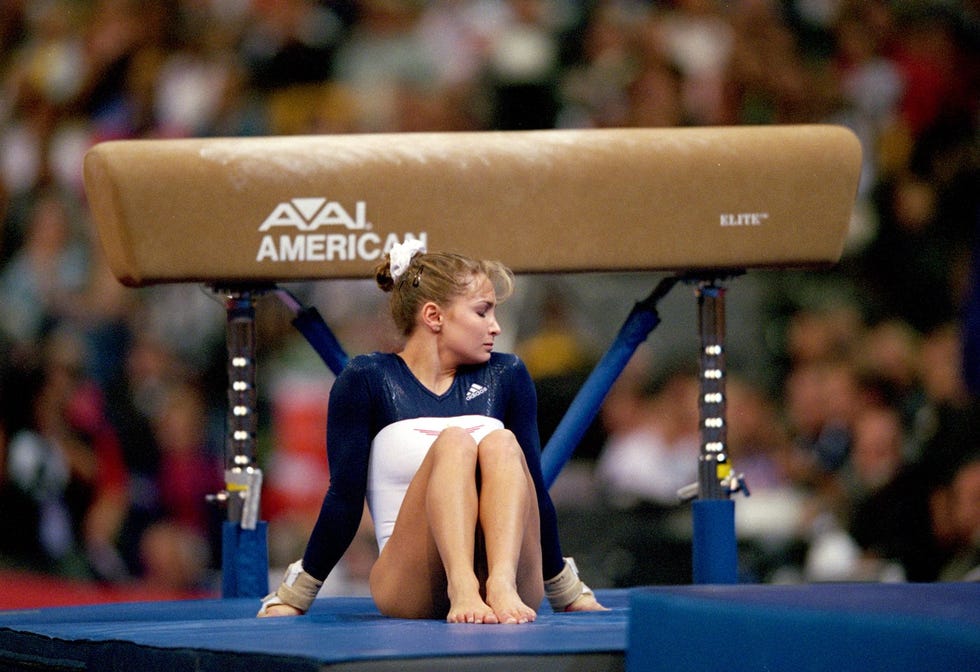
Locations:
259;241;605;624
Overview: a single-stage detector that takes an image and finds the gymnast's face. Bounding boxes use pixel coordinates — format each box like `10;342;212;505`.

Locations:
439;274;501;365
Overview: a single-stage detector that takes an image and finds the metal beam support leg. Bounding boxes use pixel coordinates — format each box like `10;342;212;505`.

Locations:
696;281;730;499
210;287;269;598
691;279;739;584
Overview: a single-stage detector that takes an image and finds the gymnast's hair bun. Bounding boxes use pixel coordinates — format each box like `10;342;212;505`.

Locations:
375;259;396;292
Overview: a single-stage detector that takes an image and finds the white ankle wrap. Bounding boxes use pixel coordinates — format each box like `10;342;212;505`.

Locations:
544;557;594;611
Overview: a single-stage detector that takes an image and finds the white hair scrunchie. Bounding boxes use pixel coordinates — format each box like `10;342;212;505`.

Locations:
389;239;427;282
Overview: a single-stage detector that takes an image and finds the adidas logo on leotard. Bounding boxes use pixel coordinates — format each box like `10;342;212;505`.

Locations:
465;384;488;401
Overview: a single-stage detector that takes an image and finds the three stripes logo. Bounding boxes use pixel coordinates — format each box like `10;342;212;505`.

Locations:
465;384;488;401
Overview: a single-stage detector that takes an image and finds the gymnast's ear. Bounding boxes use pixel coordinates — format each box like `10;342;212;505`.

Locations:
420;301;444;333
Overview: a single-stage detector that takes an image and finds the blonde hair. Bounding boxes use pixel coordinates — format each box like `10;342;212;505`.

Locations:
375;250;515;336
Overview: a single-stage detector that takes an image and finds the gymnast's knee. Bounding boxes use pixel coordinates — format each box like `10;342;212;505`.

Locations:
431;426;478;460
477;429;525;465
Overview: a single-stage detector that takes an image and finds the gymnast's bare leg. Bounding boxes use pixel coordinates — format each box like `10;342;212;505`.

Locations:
369;427;543;624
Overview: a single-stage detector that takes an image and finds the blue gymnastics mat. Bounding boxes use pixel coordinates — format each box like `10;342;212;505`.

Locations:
0;589;631;671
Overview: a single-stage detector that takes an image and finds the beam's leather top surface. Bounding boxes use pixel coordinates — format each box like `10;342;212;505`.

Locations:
83;125;862;286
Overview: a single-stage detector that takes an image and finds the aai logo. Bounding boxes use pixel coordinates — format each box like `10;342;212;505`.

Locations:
259;197;367;232
255;198;426;263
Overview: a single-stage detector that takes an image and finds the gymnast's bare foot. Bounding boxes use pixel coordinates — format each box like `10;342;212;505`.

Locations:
447;596;499;624
447;580;498;624
485;576;536;624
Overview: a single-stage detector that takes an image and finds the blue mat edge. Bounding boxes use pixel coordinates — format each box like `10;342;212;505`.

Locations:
627;583;980;672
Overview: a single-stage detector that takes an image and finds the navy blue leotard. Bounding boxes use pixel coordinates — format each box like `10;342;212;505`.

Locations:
301;351;565;582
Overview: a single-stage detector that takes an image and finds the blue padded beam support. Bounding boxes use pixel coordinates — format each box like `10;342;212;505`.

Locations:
291;305;349;376
541;277;678;488
691;499;738;584
221;521;269;598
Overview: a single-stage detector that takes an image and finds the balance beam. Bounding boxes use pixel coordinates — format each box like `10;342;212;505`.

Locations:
83;125;861;287
82;125;862;595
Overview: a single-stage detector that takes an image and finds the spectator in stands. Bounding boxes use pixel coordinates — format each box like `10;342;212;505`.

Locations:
0;327;128;580
136;381;222;591
0;191;88;352
939;453;980;581
594;359;700;511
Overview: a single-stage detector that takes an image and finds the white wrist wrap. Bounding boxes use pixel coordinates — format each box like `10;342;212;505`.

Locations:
544;557;594;611
259;560;323;614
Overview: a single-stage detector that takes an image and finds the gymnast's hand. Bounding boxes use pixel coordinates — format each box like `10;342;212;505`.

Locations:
258;603;304;617
258;561;322;617
564;592;609;612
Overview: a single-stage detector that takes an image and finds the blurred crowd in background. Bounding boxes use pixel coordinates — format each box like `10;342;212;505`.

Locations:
0;0;977;601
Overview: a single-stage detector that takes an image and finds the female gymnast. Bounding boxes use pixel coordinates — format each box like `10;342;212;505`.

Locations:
258;241;604;624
